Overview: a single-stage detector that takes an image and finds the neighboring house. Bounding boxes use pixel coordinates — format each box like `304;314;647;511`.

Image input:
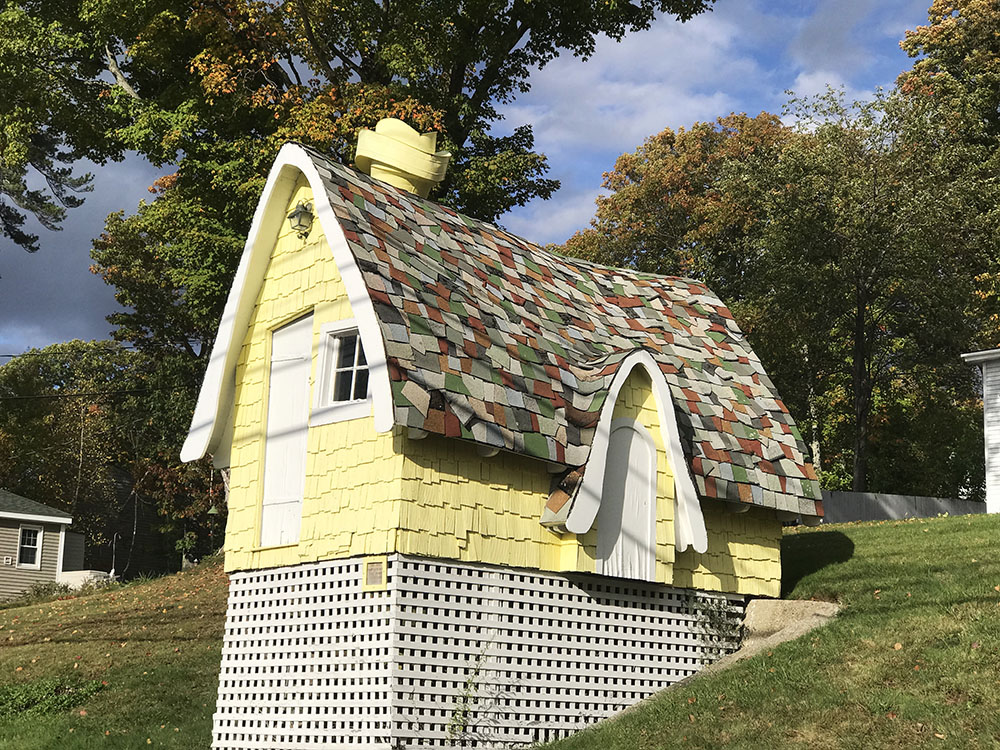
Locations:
184;119;823;749
0;488;81;600
963;348;1000;512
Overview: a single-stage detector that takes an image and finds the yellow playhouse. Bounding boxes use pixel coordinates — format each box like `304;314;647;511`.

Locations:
183;119;823;749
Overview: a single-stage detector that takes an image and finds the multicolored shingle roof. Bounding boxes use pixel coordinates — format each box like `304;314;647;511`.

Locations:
307;147;822;518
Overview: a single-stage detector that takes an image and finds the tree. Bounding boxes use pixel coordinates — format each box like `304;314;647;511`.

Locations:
564;90;995;496
0;6;115;250
899;0;1000;141
0;341;225;563
0;0;715;248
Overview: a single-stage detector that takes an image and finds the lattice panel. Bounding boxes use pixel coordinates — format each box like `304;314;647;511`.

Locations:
391;556;744;748
213;556;745;749
213;557;394;749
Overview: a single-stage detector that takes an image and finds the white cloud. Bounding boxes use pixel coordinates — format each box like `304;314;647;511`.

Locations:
787;69;873;105
501;8;784;163
787;0;881;76
502;186;605;246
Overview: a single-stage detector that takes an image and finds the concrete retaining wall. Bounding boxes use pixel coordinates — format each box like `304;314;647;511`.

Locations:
821;491;985;524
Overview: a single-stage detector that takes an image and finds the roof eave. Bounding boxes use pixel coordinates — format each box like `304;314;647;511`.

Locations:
181;143;394;464
962;348;1000;365
0;510;72;525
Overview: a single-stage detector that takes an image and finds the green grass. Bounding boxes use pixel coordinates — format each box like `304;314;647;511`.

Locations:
549;514;1000;749
3;516;1000;748
0;555;228;748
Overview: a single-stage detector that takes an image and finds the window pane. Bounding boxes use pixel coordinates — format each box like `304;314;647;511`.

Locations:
333;371;354;402
337;335;357;369
353;368;370;400
19;547;36;565
21;529;37;547
358;342;367;366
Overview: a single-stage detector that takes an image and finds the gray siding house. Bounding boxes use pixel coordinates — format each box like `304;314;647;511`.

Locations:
0;489;81;601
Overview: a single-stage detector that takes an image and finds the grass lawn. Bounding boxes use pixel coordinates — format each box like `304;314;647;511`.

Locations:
0;556;228;749
3;515;1000;748
549;513;1000;749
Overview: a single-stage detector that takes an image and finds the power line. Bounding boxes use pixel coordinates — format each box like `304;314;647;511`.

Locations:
0;385;192;402
0;343;139;360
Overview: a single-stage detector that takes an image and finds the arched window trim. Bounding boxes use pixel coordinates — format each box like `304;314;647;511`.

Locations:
565;351;708;554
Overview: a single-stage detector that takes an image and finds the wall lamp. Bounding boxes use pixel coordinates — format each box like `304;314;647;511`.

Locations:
287;201;314;238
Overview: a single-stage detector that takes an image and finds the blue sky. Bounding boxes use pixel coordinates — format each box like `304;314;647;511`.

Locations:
0;0;931;357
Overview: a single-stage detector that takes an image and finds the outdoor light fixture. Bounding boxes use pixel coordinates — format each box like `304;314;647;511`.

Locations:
287;201;314;238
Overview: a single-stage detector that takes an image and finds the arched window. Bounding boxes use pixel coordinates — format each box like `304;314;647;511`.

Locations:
596;418;657;581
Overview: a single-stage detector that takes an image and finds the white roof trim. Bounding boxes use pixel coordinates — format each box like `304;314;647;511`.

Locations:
962;348;1000;365
0;511;72;525
565;351;708;554
181;143;393;463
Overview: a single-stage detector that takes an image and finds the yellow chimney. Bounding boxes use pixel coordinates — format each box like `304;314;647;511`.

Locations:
355;118;451;198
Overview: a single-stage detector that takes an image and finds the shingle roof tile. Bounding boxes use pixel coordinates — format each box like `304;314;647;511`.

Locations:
308;148;822;517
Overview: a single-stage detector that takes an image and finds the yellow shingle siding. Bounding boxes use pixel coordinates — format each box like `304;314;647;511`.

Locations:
395;431;575;571
222;177;780;595
673;507;781;597
224;178;405;572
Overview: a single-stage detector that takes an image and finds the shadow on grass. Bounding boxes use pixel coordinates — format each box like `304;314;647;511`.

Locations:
781;530;854;597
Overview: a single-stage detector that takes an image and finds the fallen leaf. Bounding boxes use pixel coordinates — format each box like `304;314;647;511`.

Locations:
887;712;898;719
893;643;903;650
972;642;981;650
688;697;696;704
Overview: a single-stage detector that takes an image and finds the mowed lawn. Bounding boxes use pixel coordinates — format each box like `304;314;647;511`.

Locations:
550;513;1000;750
4;515;1000;748
0;556;228;749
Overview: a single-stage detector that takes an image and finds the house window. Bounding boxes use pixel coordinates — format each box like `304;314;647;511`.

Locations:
17;526;42;569
312;320;372;425
328;331;369;403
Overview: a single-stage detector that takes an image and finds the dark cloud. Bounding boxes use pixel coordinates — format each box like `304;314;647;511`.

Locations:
0;155;161;355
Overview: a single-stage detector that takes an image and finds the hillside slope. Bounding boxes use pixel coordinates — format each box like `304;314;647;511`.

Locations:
550;514;1000;749
0;556;228;749
3;515;1000;748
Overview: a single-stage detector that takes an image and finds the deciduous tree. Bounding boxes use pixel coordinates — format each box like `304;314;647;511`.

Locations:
564;91;995;496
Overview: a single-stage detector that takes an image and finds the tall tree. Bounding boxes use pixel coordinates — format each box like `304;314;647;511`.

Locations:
564;91;995;496
0;6;114;250
1;0;715;249
899;0;1000;141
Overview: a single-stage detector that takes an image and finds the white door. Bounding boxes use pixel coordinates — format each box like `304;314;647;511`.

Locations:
597;421;656;581
260;314;313;547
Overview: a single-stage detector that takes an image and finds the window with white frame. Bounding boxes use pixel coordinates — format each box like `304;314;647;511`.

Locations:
17;525;42;569
313;321;371;424
330;331;369;402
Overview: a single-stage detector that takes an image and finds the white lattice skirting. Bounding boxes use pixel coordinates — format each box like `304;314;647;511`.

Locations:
213;555;746;749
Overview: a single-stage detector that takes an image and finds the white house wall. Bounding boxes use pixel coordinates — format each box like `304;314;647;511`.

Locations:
985;359;1000;513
